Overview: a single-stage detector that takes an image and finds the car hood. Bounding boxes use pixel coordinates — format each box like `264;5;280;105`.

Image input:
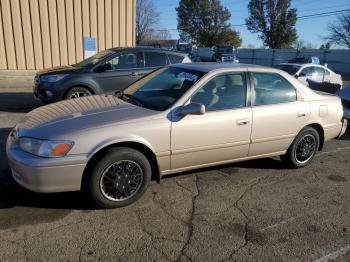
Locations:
37;65;84;75
15;95;160;139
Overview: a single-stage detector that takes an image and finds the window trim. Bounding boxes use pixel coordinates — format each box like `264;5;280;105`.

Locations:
249;72;298;107
186;71;250;113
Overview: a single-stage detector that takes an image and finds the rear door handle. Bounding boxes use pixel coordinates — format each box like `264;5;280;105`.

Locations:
237;119;250;125
130;72;139;76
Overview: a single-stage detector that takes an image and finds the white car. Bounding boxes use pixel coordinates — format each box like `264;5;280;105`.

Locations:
277;63;343;90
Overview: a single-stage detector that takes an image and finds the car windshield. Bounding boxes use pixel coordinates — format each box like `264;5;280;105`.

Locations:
122;67;205;111
73;50;114;68
276;64;301;75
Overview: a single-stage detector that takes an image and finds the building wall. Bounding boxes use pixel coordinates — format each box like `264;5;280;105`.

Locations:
0;0;135;70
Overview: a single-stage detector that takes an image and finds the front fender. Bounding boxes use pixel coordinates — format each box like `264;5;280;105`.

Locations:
87;135;156;160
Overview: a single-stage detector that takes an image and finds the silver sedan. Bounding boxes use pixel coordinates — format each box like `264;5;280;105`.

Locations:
7;63;347;208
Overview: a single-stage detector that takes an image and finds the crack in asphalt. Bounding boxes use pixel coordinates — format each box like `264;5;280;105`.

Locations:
173;177;197;195
217;177;265;262
176;174;199;262
151;190;188;226
23;230;28;262
136;211;179;262
27;219;85;240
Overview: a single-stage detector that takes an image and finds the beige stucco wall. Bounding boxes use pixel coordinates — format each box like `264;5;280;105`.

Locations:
0;0;135;70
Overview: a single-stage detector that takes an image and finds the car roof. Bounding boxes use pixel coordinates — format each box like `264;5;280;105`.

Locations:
279;63;302;67
171;62;267;73
107;47;188;56
280;62;325;68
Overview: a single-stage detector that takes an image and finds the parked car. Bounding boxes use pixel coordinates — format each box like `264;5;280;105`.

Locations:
34;47;191;102
195;47;214;62
212;45;239;63
7;63;347;208
276;63;343;93
338;85;350;120
288;56;320;64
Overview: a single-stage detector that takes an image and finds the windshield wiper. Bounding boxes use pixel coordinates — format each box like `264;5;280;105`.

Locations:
115;90;143;107
124;94;143;107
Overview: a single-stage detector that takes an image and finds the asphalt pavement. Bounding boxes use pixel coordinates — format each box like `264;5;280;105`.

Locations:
0;87;350;262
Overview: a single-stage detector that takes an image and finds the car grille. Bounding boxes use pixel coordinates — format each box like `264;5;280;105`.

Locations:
341;99;350;108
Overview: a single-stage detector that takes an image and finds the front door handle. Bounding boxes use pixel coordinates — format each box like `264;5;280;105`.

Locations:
298;112;307;117
237;119;250;125
130;72;139;76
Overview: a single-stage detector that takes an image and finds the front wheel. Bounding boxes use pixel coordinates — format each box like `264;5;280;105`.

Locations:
281;127;320;168
88;148;152;208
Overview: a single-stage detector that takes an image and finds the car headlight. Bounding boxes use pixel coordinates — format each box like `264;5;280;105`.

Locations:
18;137;74;157
40;74;68;83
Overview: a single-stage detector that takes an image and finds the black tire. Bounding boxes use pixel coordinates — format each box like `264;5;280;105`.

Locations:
281;127;320;169
88;147;151;208
65;87;92;100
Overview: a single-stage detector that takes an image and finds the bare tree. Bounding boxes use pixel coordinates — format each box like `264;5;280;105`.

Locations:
151;29;172;41
325;14;350;48
136;0;160;44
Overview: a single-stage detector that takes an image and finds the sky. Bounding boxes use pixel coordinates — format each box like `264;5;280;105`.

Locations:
154;0;350;48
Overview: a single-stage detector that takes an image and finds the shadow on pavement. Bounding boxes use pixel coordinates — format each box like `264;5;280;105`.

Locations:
164;157;285;181
0;92;42;113
0;168;94;211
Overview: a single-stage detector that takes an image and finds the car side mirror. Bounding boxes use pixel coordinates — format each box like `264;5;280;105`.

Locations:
179;103;205;116
297;72;306;78
95;63;111;73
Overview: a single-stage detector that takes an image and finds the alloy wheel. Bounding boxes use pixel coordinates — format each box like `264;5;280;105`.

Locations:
70;91;90;99
99;160;144;202
294;134;317;164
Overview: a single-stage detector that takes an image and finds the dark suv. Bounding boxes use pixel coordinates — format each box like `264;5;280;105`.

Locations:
34;47;191;102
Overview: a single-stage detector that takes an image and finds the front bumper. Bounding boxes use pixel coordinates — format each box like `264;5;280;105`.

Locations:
34;76;62;103
7;136;87;193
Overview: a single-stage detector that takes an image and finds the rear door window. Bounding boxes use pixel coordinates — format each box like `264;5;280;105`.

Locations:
300;66;314;76
105;52;144;70
252;72;297;106
145;52;169;67
313;67;325;77
168;54;185;64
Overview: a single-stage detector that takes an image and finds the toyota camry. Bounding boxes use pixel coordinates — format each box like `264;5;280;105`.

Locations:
7;63;347;208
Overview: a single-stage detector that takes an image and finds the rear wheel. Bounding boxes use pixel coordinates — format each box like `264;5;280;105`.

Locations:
65;87;92;100
88;147;151;208
281;127;319;168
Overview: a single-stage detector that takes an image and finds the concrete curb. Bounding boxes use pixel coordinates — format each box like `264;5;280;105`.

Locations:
0;70;36;77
